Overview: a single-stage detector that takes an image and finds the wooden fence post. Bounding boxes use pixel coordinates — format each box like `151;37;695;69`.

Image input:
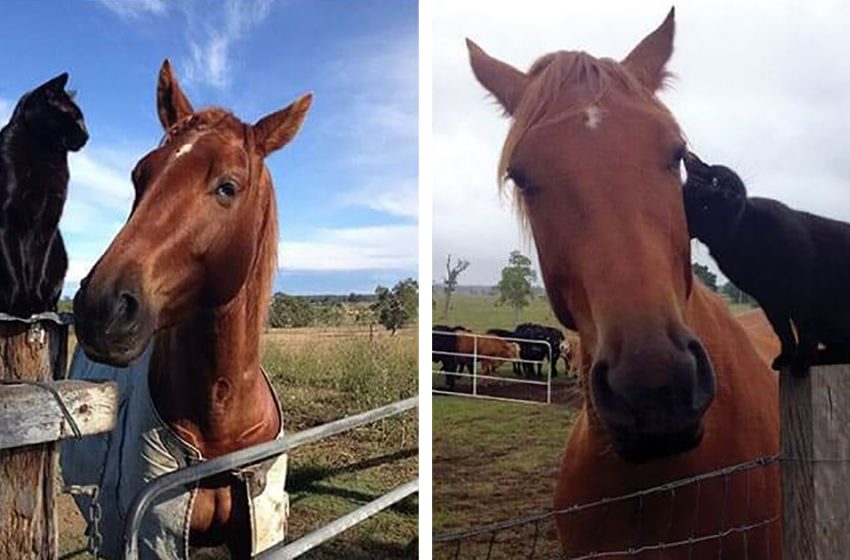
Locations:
0;318;68;560
781;364;850;559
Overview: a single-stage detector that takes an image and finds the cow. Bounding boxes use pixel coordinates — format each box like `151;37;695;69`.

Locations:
456;332;520;382
514;323;565;378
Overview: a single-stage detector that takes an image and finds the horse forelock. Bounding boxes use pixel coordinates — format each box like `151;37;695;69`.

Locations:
497;51;676;231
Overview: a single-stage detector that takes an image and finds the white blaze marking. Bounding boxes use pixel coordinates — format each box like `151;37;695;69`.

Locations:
174;142;194;158
584;105;602;129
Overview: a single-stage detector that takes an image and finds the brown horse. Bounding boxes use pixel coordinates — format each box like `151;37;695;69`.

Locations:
468;9;780;558
72;60;311;555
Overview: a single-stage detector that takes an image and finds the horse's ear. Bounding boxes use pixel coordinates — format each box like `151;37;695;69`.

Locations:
621;7;675;91
466;38;529;116
157;59;194;130
252;93;313;156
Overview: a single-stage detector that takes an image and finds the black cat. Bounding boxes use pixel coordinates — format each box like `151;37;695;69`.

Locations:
683;151;850;376
0;73;88;316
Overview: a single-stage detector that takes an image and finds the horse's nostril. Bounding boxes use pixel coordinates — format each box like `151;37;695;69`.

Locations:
118;291;139;322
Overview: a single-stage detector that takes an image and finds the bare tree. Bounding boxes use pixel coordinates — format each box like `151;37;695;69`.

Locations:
442;254;470;318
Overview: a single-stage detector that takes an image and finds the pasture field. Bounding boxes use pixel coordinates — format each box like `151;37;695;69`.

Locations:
433;290;756;334
58;326;418;559
434;293;561;332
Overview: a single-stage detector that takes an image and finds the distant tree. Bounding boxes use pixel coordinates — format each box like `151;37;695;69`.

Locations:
721;282;758;307
316;302;346;327
442;255;470;318
496;250;537;323
692;263;718;292
268;293;314;328
373;278;419;334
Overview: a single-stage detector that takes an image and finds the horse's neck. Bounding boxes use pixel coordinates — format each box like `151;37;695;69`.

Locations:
149;289;279;457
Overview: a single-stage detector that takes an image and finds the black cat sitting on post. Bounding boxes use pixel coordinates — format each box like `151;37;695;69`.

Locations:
682;152;850;376
0;73;88;317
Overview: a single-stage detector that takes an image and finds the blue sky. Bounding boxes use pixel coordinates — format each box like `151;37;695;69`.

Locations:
0;0;418;296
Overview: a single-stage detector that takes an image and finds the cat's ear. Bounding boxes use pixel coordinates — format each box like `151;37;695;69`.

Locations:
43;73;69;92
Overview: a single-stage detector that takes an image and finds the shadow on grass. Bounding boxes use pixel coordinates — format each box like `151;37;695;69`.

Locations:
288;447;419;516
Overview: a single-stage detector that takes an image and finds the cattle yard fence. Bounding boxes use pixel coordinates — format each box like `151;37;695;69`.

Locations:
432;330;554;405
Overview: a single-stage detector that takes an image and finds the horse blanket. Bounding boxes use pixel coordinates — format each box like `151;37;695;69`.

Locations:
60;346;289;559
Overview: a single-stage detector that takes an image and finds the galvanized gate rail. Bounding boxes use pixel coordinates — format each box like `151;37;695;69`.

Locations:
122;396;418;559
433;331;554;404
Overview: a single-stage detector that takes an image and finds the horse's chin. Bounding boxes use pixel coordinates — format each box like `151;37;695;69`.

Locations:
610;424;704;464
76;329;151;368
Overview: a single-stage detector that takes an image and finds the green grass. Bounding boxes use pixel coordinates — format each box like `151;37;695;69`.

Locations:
432;396;576;559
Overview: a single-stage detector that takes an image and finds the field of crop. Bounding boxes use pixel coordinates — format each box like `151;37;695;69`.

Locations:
58;326;418;559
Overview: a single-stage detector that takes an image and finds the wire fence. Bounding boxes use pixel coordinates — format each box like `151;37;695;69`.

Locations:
432;331;555;405
433;455;780;560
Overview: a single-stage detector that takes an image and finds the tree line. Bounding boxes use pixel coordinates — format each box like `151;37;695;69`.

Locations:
436;251;756;322
268;278;418;332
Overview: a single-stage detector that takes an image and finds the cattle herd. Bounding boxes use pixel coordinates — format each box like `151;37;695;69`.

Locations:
432;323;579;388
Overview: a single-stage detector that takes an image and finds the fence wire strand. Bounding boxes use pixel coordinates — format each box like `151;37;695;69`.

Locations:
434;455;782;559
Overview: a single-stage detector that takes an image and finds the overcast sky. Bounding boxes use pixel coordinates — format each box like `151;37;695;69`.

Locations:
433;0;850;287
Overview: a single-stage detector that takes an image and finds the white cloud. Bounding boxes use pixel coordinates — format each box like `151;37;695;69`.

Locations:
96;0;166;19
433;0;850;286
180;0;275;90
340;178;418;220
279;225;418;271
67;152;134;212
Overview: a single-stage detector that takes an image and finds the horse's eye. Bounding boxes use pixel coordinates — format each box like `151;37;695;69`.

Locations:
668;146;686;174
215;181;238;205
507;168;535;195
711;177;719;187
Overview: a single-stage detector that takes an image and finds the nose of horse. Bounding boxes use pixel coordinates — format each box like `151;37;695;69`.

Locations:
590;327;715;462
74;276;149;366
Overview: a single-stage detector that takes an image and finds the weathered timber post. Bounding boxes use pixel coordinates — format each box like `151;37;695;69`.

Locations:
781;364;850;559
0;316;68;559
0;314;117;559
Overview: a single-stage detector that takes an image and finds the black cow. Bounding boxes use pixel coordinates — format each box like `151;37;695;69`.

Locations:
432;325;470;388
513;323;565;378
684;152;850;375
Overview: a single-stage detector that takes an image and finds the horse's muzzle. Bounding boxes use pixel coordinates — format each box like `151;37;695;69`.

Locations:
590;331;715;463
73;277;153;367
